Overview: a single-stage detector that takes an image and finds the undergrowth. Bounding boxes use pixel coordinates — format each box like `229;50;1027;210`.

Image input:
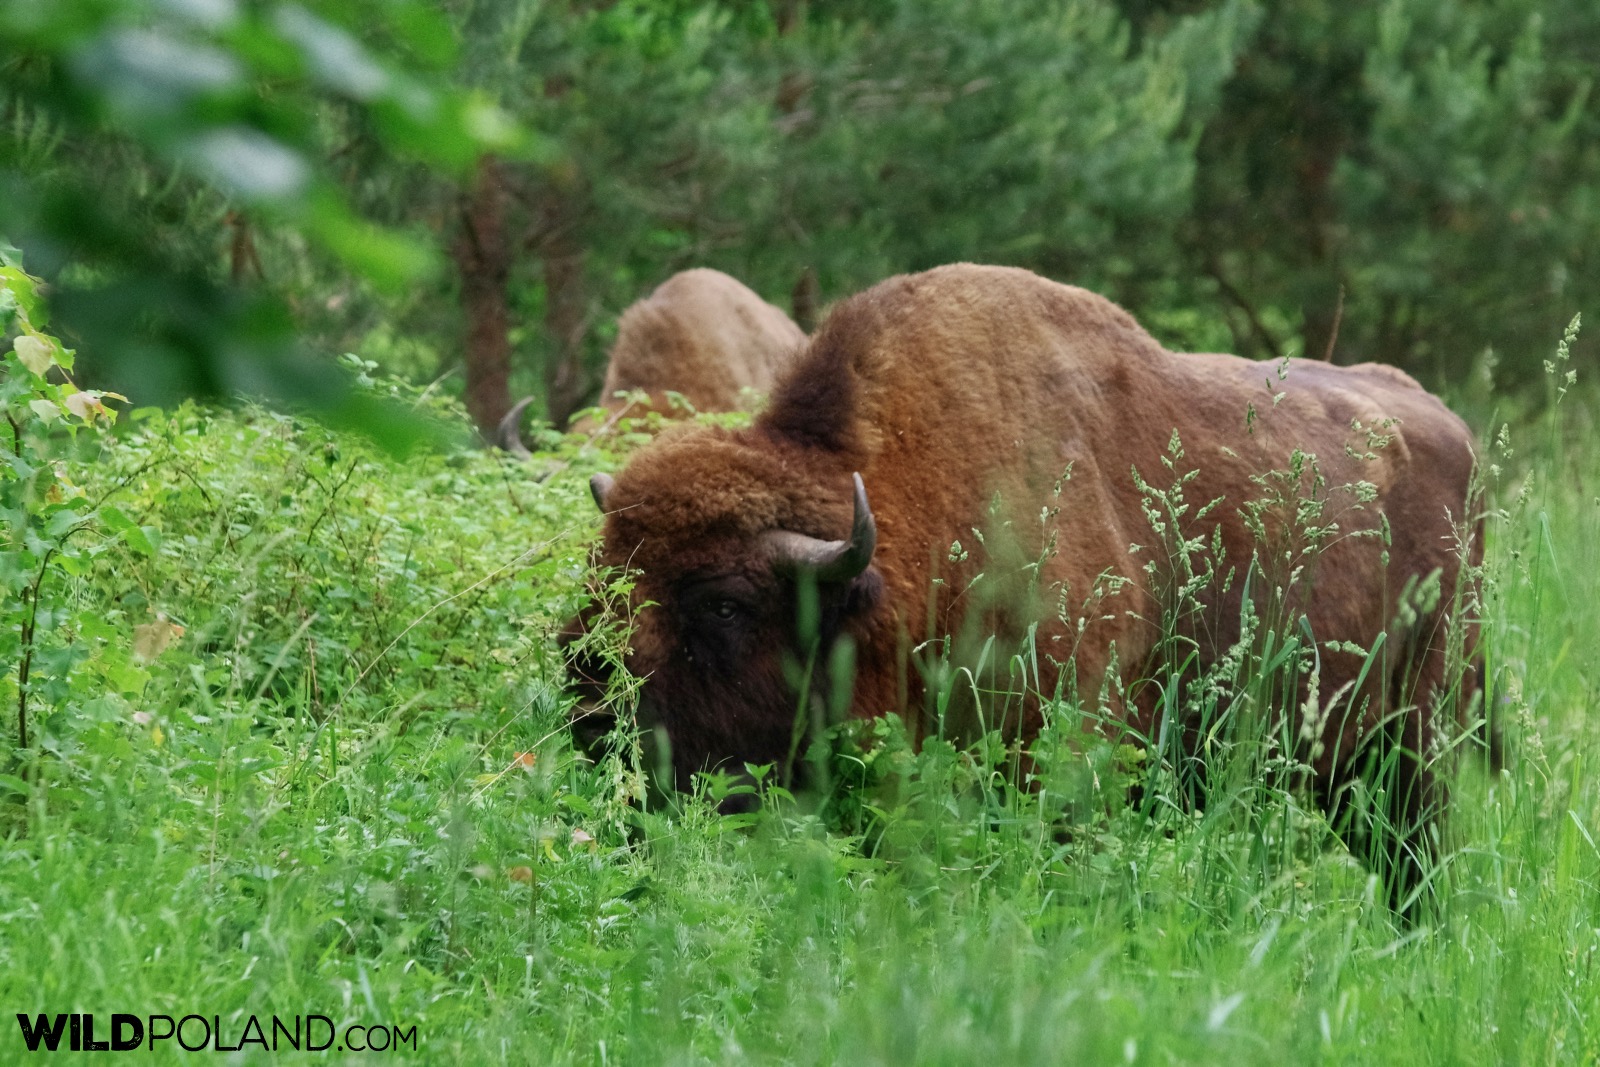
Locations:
2;306;1597;1062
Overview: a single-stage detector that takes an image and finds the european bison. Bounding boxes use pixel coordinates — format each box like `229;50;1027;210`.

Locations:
571;264;1481;909
501;269;805;453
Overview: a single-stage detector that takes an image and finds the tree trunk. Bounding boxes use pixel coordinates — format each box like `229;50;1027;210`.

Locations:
451;155;514;439
226;210;263;284
540;194;590;428
1294;139;1345;364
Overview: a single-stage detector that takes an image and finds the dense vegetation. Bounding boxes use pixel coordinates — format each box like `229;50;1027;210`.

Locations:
3;1;1598;1063
3;273;1598;1059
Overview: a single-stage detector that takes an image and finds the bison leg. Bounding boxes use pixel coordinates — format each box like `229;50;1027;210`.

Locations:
1327;727;1443;920
1321;633;1454;921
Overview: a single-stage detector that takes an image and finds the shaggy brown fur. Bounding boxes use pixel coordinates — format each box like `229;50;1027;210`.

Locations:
593;268;806;421
576;264;1481;910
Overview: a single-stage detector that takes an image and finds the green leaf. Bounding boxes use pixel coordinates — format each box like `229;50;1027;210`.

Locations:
101;505;156;556
182;128;311;203
273;6;390;101
0;266;44;324
306;190;437;292
45;507;84;537
102;658;150;697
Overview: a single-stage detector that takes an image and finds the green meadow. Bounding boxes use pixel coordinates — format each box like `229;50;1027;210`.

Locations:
2;348;1596;1064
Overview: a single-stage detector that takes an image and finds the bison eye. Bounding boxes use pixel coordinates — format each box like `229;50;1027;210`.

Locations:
680;577;756;628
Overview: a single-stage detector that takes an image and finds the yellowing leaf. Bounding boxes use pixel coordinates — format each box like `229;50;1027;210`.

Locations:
14;334;52;375
132;616;185;662
62;389;108;422
27;398;60;422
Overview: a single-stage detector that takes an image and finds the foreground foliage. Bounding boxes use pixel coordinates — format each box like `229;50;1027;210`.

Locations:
1;344;1597;1062
0;0;520;423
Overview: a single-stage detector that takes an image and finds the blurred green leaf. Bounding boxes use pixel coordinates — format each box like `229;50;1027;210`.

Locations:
100;505;155;556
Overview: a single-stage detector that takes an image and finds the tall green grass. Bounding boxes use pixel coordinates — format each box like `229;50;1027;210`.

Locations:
2;362;1596;1063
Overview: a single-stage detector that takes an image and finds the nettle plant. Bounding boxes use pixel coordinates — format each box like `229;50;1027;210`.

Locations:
1;250;151;760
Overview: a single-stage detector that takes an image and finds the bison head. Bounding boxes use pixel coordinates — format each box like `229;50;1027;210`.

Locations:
561;430;882;793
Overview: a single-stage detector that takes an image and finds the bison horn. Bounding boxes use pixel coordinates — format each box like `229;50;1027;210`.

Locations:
764;473;876;582
497;396;536;459
590;472;616;512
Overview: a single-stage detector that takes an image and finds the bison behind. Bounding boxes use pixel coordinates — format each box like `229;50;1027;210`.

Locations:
502;269;805;453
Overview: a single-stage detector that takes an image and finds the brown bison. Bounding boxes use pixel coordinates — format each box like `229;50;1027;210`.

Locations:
501;269;806;454
571;264;1481;908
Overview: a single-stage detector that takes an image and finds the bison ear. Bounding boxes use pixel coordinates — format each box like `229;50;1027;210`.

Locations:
590;473;616;512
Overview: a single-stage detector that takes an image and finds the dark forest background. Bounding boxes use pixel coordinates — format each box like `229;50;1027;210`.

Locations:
5;0;1596;435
